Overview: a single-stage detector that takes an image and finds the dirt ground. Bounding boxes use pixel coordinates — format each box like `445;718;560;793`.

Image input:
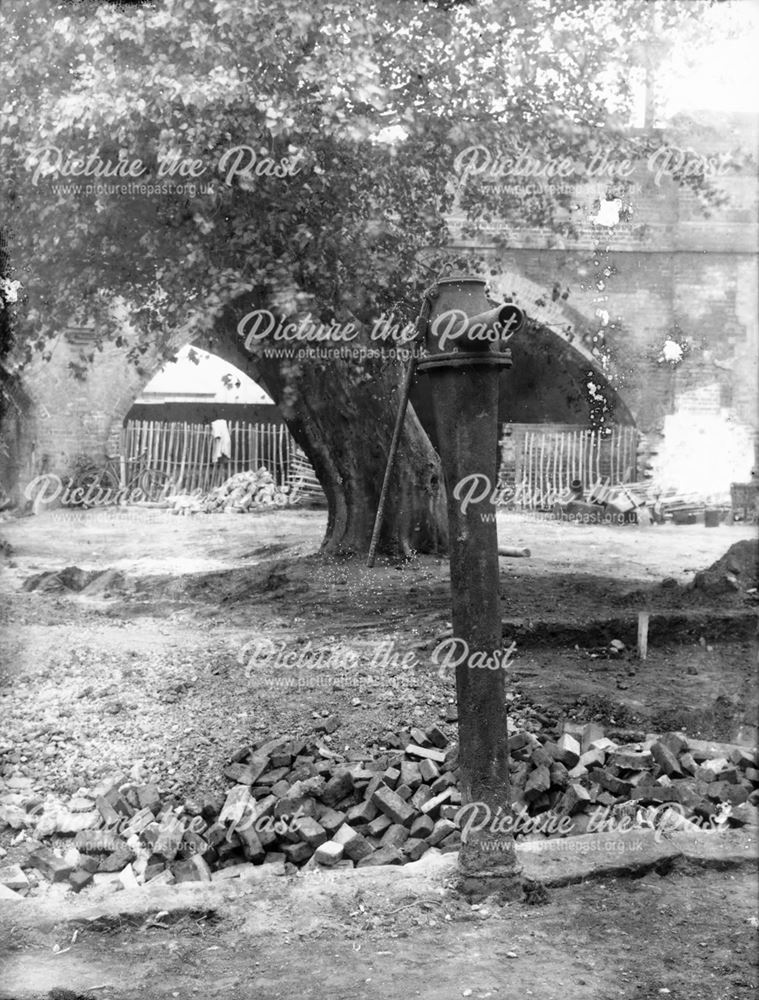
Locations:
1;867;757;1000
0;509;755;798
0;508;757;999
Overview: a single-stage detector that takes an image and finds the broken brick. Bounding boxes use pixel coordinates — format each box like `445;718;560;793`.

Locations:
420;788;452;816
28;847;74;883
419;758;440;784
608;750;653;770
315;806;346;835
402;838;429;861
399;761;423;790
650;741;683;777
356;846;403;867
659;732;689;757
346;800;378;825
98;844;135;872
219;786;253;826
372;785;416;825
320;770;354;807
426;725;448;749
381;767;400;789
95;796;122;827
410;727;432;748
558;783;591;815
136;784;162;813
173;856;212;883
314;841;344;866
524;765;551;801
0;864;28;891
555;734;581;768
428;819;457;845
594;769;632;797
333;824;374;861
410;786;434;811
68;869;94;893
404;745;446;764
548;762;569;789
314;716;340;735
366;814;393;837
410;815;435;839
296;817;328;848
381;824;409;848
281;842;313;865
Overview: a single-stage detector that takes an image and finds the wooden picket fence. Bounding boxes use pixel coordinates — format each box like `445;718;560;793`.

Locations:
504;425;640;509
120;419;300;495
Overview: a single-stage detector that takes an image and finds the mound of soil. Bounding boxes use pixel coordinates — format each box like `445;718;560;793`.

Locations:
693;539;759;595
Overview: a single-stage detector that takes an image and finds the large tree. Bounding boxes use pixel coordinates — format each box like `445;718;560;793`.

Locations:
0;0;730;554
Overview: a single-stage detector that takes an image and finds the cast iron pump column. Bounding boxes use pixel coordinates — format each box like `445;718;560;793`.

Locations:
417;276;525;897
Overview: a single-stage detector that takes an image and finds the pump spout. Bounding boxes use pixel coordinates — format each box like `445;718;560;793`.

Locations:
462;304;525;348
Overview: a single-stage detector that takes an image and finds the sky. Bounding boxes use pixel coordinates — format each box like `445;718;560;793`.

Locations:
657;0;759;118
138;345;272;404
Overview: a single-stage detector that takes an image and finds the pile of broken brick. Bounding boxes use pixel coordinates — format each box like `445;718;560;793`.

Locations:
0;721;756;899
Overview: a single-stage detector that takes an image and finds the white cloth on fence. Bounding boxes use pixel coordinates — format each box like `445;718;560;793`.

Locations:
211;419;232;462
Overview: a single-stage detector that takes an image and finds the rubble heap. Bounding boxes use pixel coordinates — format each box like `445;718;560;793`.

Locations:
0;723;756;898
167;468;292;515
202;468;291;513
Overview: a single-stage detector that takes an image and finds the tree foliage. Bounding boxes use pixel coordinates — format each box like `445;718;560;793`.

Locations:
0;0;730;362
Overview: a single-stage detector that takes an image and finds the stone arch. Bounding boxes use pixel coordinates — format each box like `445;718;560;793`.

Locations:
488;269;623;383
103;330;272;453
12;270;635;490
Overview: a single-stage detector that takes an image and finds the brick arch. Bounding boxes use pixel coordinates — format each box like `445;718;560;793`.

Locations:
485;268;636;426
106;276;634;451
488;269;617;377
104;328;270;441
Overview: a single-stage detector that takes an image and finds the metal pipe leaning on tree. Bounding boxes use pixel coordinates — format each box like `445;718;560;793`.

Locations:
366;293;433;569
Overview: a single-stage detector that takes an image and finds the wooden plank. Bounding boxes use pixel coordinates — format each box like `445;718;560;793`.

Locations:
539;432;546;508
189;424;200;492
157;419;167;486
145;421;153;490
567;430;573;486
165;421;176;491
154;419;162;483
550;432;556;501
201;423;208;490
525;431;532;509
185;424;194;492
164;419;172;482
637;611;650;661
595;429;601;486
631;427;638;481
175;422;186;492
513;431;522;499
201;424;211;492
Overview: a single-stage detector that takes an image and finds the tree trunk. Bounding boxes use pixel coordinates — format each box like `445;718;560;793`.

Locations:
257;356;447;558
207;293;449;559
